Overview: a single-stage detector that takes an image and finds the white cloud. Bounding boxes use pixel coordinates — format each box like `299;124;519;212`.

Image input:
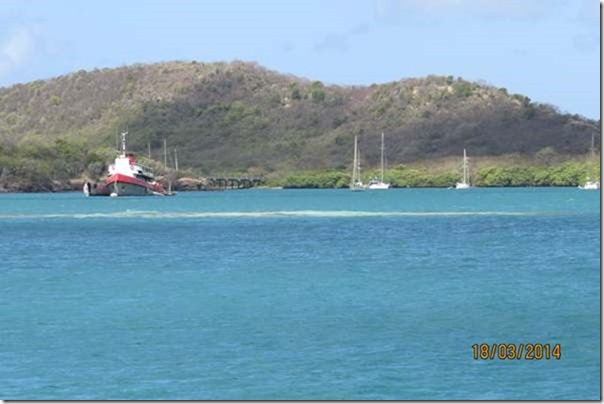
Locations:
0;27;37;78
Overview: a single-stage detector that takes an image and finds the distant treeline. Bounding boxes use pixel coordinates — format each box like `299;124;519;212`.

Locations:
0;138;599;192
269;161;600;189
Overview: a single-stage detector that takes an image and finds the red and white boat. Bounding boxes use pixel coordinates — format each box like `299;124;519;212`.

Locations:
83;132;170;197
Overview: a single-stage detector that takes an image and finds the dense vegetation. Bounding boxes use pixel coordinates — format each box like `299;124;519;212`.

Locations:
268;160;600;189
0;139;190;192
0;60;599;191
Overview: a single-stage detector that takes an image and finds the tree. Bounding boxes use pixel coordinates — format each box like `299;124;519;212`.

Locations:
310;81;325;103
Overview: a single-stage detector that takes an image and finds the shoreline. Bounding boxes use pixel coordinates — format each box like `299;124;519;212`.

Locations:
0;184;596;194
0;158;598;193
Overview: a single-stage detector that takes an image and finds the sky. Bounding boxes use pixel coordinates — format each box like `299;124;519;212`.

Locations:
0;0;600;118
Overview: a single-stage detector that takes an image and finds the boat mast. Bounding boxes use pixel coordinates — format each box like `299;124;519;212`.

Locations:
356;138;361;183
463;148;468;184
121;131;127;156
380;132;385;182
351;136;358;184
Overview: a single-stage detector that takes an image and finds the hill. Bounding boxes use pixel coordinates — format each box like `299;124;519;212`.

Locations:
0;60;599;190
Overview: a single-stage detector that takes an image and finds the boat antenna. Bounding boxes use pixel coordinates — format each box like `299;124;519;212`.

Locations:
121;131;128;155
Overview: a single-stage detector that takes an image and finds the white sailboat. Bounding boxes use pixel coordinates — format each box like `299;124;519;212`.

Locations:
455;148;471;189
578;133;599;190
579;180;600;190
350;135;366;191
368;132;391;190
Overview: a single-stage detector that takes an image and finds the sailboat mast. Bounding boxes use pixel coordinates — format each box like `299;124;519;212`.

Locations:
357;149;360;181
352;136;358;183
463;148;467;184
380;132;385;182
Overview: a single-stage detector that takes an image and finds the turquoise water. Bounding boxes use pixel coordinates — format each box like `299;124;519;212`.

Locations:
0;188;600;399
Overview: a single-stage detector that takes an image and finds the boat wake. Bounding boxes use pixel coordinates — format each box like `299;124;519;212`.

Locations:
0;210;562;220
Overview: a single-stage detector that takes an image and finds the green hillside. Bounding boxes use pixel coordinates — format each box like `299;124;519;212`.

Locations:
0;60;599;190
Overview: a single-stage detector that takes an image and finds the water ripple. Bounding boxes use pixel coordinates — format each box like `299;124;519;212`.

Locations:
0;210;566;220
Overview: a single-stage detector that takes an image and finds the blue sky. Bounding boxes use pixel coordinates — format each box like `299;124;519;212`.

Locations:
0;0;600;118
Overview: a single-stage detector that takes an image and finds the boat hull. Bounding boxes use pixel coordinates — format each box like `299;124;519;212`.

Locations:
368;182;390;190
578;181;600;190
110;181;154;196
350;181;366;191
84;173;168;197
83;182;110;196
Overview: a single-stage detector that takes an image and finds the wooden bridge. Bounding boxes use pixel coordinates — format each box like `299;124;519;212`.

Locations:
173;176;263;191
205;177;263;190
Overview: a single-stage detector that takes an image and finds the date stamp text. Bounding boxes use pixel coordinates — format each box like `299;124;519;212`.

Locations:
471;343;561;360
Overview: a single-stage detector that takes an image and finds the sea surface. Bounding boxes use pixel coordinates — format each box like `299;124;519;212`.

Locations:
0;188;600;400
